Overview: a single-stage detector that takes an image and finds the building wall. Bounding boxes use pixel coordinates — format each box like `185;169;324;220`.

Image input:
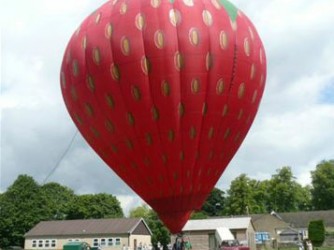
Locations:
25;234;150;250
173;231;210;250
128;234;151;249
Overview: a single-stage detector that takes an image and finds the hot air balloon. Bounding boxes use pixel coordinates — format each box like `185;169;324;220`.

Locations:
60;0;266;233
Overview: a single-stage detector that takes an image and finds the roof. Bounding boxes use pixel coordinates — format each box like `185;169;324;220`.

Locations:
215;227;235;242
25;218;152;237
183;217;252;231
277;210;334;228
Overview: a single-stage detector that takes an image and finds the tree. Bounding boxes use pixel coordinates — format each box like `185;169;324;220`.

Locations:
308;220;325;247
225;174;255;215
311;160;334;210
129;204;151;219
129;205;170;249
267;167;301;212
201;188;226;216
40;182;75;220
67;193;124;219
0;175;46;247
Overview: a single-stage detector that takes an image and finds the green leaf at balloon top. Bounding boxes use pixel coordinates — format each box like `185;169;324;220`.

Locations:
219;0;238;22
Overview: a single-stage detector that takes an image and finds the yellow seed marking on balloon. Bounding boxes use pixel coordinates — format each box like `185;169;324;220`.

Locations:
152;106;160;121
183;0;194;6
72;60;79;76
162;154;167;165
260;48;264;64
234;132;241;142
216;78;225;95
224;128;231;140
141;56;151;75
135;13;145;31
202;10;213;26
154;30;165;49
82;36;87;50
189;28;200;46
180;151;184;161
206;52;213;70
252;90;258;103
131;85;141;101
70;85;78;101
189;126;196;139
74;114;83;125
93;47;101;65
237;109;244;120
174;51;184;71
238;82;245;99
222;104;228;117
169;9;181;26
87;75;95;92
105;94;115;109
146;133;153;145
90;127;100;138
110;63;120;81
61;72;66;88
120;3;128;14
168;130;175;142
250;63;256;80
248;26;255;40
95;13;101;24
178;102;185;117
202;102;207;115
127;112;135;126
111;144;118;153
219;31;228;50
244;37;250;56
105;23;113;39
211;0;221;9
121;37;130;56
105;119;114;133
85;103;94;117
125;139;133;150
208;127;214;139
191;78;200;94
151;0;161;8
161;80;170;96
208;150;214;160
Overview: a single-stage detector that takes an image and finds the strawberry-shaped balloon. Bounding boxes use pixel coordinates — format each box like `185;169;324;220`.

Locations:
60;0;266;233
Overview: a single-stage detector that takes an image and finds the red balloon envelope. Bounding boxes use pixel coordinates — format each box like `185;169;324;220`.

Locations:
60;0;266;233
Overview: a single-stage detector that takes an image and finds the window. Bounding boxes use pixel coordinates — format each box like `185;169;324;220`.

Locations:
107;239;113;246
93;239;99;247
38;240;43;247
51;240;56;247
32;240;37;248
45;240;50;247
115;238;121;246
101;239;106;246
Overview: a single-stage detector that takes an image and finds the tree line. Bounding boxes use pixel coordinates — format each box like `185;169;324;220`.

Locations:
0;160;333;248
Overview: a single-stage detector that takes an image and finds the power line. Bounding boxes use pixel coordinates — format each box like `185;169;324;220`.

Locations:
43;130;78;184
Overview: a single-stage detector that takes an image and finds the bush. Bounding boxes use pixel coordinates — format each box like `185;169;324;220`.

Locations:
308;220;325;247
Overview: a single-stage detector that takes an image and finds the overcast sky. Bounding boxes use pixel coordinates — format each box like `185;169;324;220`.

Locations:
1;0;334;215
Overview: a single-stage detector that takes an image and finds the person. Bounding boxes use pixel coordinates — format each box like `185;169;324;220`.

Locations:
172;237;184;250
183;237;192;250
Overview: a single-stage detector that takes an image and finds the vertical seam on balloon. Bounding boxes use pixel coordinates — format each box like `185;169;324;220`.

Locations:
168;2;184;212
101;4;145;195
138;0;174;203
190;0;213;213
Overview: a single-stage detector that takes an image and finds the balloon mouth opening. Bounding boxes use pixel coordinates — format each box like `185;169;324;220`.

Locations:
147;193;209;233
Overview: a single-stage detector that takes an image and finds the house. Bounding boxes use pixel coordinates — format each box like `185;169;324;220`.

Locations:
173;217;256;250
251;210;334;248
252;213;292;246
24;218;152;250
